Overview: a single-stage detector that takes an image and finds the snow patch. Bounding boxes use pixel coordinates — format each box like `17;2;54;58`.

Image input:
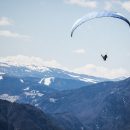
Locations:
23;87;30;91
67;73;97;83
20;79;24;83
0;63;10;67
0;72;5;75
49;98;57;103
68;74;80;78
39;77;54;86
79;78;97;83
0;75;3;80
0;94;19;102
44;77;54;86
25;69;31;72
24;90;44;97
38;78;44;84
37;92;44;97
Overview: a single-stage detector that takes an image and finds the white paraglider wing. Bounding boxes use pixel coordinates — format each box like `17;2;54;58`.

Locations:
71;11;130;37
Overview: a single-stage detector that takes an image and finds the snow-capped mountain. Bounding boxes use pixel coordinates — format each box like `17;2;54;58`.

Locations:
0;55;108;105
0;56;130;130
0;56;107;85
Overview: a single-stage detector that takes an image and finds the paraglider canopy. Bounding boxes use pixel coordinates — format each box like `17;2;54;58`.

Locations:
71;11;130;37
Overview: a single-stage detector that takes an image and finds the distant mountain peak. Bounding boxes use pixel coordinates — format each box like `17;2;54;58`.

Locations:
0;55;63;70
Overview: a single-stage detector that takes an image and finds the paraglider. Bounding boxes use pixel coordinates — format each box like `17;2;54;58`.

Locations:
70;11;130;61
71;11;130;37
101;54;108;61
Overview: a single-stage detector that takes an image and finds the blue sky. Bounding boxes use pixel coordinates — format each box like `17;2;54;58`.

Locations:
0;0;130;78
